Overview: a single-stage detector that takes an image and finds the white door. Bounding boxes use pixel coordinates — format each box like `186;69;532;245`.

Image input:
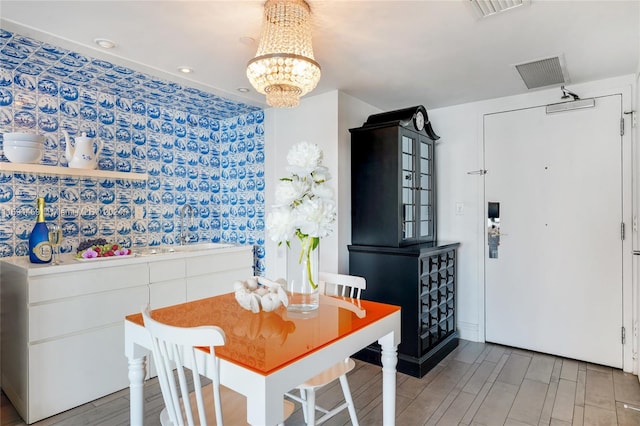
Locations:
484;95;623;368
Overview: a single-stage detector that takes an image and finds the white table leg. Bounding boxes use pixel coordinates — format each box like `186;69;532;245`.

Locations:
246;384;284;426
128;356;147;426
379;334;398;426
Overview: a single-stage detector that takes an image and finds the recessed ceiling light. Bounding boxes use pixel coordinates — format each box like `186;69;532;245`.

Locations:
239;36;256;46
177;66;193;74
237;87;250;93
94;38;116;49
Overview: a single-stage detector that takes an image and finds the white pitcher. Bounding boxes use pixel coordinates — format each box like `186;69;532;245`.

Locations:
62;130;103;169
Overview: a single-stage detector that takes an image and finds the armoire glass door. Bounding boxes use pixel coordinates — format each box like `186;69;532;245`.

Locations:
402;134;416;240
419;136;433;239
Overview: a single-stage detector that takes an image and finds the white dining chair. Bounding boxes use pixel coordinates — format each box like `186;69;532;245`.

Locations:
285;272;366;426
142;306;294;426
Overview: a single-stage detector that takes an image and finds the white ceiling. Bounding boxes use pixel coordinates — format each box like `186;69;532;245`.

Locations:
2;0;639;112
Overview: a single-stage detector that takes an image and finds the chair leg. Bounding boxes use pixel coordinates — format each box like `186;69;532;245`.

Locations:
339;375;359;426
299;388;308;424
305;388;317;426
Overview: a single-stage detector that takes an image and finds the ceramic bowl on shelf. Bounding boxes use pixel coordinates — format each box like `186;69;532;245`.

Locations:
3;140;45;149
3;132;45;144
3;145;43;164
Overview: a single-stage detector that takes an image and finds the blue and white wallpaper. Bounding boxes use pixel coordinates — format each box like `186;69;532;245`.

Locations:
0;30;268;273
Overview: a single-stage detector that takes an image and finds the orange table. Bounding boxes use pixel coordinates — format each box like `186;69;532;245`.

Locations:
125;292;401;425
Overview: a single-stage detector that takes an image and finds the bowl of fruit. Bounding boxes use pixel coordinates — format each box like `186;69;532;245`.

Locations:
76;238;132;260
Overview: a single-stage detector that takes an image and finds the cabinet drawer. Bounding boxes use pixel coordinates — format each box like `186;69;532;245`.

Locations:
29;286;148;342
186;250;252;277
29;264;148;303
28;324;130;423
149;259;185;283
187;267;253;301
150;279;186;308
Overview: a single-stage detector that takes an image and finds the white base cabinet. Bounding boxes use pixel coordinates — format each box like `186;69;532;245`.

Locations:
0;245;253;424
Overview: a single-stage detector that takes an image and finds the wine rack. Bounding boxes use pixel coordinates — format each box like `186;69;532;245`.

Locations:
420;248;456;352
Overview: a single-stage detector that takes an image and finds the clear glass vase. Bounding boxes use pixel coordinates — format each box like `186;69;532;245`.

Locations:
287;242;319;312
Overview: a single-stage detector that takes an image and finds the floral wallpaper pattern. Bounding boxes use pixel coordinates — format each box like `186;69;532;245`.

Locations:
0;30;268;273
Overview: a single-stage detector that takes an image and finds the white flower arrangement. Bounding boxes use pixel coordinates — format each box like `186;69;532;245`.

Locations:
266;142;336;289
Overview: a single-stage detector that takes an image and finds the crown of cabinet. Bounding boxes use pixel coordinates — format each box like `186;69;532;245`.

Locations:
350;105;440;140
350;106;439;247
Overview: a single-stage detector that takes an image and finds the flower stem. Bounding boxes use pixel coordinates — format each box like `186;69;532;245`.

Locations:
307;242;317;290
299;236;318;290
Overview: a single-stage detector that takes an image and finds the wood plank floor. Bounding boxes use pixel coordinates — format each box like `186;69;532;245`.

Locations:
2;340;640;425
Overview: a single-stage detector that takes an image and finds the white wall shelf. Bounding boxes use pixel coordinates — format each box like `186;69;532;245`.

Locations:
0;162;148;180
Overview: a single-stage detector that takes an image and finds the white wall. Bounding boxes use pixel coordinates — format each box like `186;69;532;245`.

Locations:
336;93;382;272
264;92;338;280
263;91;379;281
428;101;485;341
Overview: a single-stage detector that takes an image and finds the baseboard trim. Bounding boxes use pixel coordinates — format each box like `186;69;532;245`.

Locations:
457;321;482;342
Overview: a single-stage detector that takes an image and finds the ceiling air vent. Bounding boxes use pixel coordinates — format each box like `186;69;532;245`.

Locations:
514;56;567;90
469;0;528;18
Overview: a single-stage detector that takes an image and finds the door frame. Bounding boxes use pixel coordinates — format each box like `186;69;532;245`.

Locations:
475;84;635;373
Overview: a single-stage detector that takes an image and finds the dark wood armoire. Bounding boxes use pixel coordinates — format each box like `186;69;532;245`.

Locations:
348;106;460;377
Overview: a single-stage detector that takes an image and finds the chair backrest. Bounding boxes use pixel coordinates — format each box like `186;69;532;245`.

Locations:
142;306;227;426
318;272;366;299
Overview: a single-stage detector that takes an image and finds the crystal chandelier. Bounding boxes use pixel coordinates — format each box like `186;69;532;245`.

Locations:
246;0;321;108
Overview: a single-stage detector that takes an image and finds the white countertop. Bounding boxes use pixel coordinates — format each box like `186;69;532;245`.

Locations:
0;244;253;276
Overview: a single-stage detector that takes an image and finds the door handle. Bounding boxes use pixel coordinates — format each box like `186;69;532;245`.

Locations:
489;229;507;237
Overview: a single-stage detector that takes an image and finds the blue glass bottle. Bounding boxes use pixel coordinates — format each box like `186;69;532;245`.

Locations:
29;197;52;263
